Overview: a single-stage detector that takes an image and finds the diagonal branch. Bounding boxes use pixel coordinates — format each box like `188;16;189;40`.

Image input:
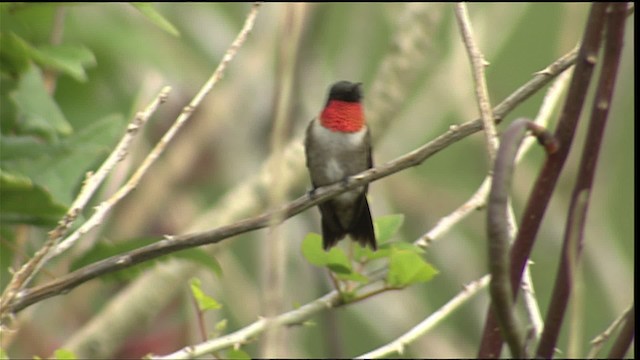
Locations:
2;37;580;317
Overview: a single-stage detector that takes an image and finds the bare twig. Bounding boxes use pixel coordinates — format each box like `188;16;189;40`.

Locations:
3;38;580;316
356;275;491;359
587;304;634;358
606;304;635;359
454;3;499;161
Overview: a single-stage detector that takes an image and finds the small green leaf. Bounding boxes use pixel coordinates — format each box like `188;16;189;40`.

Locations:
354;242;391;262
383;241;425;254
335;270;368;283
301;233;329;266
341;290;357;302
190;278;222;312
225;349;251;360
0;33;31;77
325;246;352;274
0;169;67;226
53;348;77;360
29;44;96;82
374;214;405;243
11;64;72;140
387;248;438;287
132;4;180;37
215;319;228;332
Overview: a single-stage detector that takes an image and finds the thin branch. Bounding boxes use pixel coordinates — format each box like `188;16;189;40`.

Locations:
478;4;611;356
356;275;491;359
536;3;628;357
587;304;634;358
0;86;171;320
154;290;338;359
454;3;499;162
606;304;635;359
2;39;581;316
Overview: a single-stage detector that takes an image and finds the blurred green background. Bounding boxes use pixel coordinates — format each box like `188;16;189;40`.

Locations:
0;3;634;358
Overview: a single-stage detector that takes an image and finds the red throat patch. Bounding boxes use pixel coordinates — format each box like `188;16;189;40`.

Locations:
320;100;364;132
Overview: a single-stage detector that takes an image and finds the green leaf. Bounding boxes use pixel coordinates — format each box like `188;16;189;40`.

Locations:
0;33;30;77
325;246;352;274
0;169;67;226
29;44;96;82
335;270;368;283
132;4;180;37
225;349;251;360
53;348;77;360
386;248;438;287
301;232;369;284
374;214;405;243
215;318;228;332
301;233;328;266
353;214;405;262
190;277;222;312
0;73;18;132
11;64;72;140
4;114;124;207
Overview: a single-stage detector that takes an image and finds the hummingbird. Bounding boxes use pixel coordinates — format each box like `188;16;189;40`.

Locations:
304;81;377;251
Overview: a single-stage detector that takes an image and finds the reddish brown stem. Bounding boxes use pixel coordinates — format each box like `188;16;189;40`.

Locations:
478;3;610;357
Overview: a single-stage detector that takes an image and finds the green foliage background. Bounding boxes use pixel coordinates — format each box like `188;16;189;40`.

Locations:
0;3;634;358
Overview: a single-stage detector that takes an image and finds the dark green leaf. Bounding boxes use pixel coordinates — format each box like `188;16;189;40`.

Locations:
7;113;124;206
0;169;67;226
0;32;30;77
11;64;72;140
29;44;96;82
131;3;180;37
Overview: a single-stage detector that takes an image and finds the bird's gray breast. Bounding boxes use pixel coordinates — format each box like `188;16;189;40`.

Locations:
305;120;370;203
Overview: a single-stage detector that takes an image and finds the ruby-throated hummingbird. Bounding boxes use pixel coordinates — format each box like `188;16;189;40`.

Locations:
304;81;377;251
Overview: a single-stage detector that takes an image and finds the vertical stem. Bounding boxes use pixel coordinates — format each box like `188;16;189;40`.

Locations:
536;3;628;357
478;4;610;357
